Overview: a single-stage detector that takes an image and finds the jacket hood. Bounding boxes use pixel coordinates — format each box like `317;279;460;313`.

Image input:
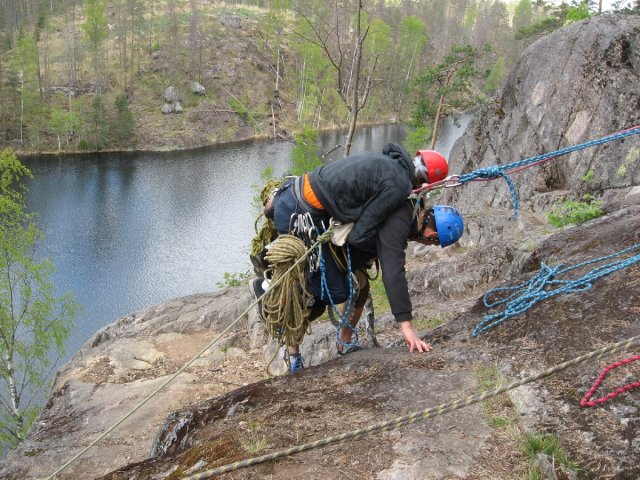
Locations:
382;143;415;184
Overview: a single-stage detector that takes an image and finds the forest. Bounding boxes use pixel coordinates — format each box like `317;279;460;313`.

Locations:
0;0;638;154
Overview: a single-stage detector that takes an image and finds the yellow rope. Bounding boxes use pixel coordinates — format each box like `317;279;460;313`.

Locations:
262;235;313;349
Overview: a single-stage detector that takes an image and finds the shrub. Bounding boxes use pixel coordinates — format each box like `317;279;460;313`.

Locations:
216;270;252;289
547;195;603;227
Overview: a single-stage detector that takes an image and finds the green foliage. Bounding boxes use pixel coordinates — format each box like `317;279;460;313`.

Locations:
0;149;77;451
82;0;108;47
513;0;533;32
565;1;591;24
515;16;565;40
227;97;259;131
49;107;81;151
581;169;594;184
410;44;486;130
111;94;135;144
403;125;432;153
216;270;252;289
290;128;322;176
547;194;603;227
483;57;506;95
522;432;578;475
89;95;108;150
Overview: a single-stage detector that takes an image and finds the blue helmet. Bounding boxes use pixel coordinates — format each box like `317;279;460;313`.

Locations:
433;205;464;247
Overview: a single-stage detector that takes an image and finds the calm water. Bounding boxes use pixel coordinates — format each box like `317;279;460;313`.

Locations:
21;119;469;359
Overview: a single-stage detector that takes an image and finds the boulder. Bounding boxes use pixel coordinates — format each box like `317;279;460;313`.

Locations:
163;86;179;103
189;81;206;95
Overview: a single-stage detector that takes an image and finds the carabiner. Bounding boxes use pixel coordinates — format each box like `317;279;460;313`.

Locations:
443;175;462;188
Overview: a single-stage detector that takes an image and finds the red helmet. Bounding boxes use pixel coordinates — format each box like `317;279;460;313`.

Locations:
414;150;448;184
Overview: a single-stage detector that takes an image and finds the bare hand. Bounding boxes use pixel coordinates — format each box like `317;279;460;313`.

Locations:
399;321;432;353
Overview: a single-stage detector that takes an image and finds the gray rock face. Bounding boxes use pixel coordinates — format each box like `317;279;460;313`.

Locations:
443;15;640;223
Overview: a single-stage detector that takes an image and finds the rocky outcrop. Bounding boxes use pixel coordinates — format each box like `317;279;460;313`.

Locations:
1;14;639;480
444;14;640;243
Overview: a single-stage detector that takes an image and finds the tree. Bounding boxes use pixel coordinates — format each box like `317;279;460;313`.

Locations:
49;106;81;150
82;0;108;93
411;44;487;148
294;1;382;156
111;93;135;145
290;128;322;175
0;149;77;452
89;94;107;150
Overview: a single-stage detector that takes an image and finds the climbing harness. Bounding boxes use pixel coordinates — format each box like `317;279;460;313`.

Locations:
182;334;640;479
412;125;640;217
291;212;321;272
580;355;640;408
473;243;640;337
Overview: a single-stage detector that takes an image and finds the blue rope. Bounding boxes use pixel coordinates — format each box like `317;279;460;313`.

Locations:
458;126;640;217
318;243;358;349
472;242;640;337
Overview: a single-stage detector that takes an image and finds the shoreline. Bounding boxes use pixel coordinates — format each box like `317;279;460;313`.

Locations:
11;119;401;158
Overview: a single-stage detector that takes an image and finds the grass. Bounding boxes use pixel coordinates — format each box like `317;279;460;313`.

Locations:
368;275;390;315
412;314;448;330
240;435;269;454
547;194;603;227
474;365;579;479
522;432;578;478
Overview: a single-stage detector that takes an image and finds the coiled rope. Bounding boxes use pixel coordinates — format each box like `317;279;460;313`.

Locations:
183;334;640;480
413;125;640;217
580;355;640;408
42;229;333;480
473;243;640;337
262;235;313;349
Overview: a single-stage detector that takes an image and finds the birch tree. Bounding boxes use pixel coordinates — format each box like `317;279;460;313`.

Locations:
0;149;77;452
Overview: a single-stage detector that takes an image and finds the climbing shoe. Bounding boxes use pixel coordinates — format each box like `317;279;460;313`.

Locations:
249;277;265;321
337;343;365;356
289;353;305;373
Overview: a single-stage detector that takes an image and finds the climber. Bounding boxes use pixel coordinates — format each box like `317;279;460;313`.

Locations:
251;144;456;372
254;201;463;372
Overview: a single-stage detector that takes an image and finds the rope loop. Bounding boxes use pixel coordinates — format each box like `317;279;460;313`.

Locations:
473;243;640;336
581;355;640;407
318;243;358;350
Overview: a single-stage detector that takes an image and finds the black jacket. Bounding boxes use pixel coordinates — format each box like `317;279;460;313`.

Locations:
351;201;416;322
307;143;415;253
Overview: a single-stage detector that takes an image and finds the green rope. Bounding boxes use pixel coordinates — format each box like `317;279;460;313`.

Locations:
183;334;640;479
250;179;284;256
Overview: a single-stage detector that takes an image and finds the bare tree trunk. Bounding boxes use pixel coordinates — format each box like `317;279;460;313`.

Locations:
430;70;453;150
343;0;364;157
